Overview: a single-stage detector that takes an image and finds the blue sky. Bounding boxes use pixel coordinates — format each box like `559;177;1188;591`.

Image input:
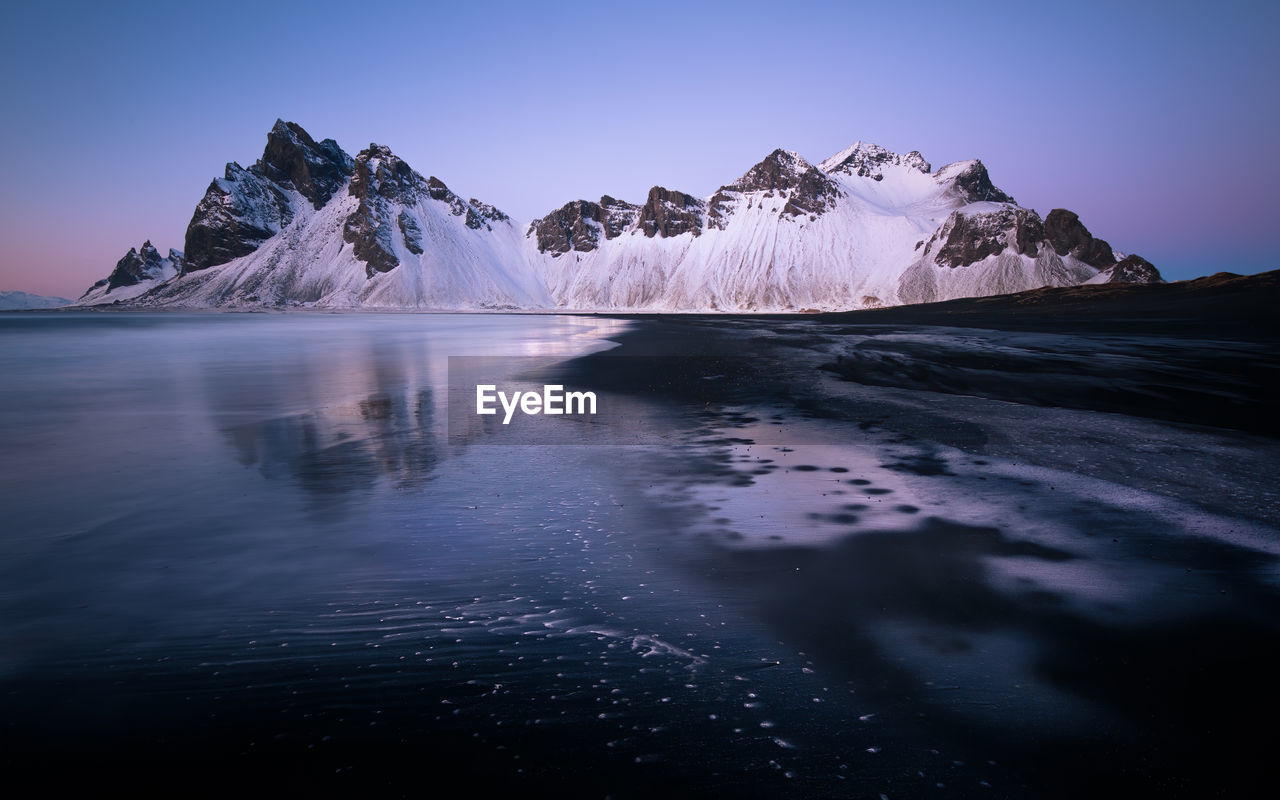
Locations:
2;0;1277;296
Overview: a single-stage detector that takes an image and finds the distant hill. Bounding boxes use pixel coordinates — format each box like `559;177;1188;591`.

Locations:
817;270;1279;337
0;291;72;310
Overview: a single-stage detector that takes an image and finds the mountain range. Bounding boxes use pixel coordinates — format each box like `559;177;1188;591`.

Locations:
77;120;1161;311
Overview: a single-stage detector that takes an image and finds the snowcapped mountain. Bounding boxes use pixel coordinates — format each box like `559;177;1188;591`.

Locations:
78;121;1160;311
0;291;72;310
78;241;183;305
95;121;545;310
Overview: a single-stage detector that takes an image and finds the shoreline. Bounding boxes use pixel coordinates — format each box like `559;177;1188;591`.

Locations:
550;312;1280;796
9;269;1277;338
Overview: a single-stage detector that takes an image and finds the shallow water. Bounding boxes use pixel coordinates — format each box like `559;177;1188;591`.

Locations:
2;312;1278;797
0;314;926;795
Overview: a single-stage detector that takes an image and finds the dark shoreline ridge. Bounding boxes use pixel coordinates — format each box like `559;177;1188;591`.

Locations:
574;268;1280;439
547;286;1280;797
599;268;1279;337
821;267;1280;335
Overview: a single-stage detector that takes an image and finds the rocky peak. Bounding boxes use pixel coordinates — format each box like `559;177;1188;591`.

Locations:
1043;208;1116;269
183;120;355;273
729;149;808;190
184;161;295;272
110;247;146;287
469;199;509;223
599;195;641;239
531;200;605;255
709;149;841;228
256;120;353;210
1091;254;1163;284
343;145;513;276
530;195;641;255
349;144;428;203
425;176;468;215
423;178;510;231
819;141;932;178
639;187;705;238
102;240;180;291
936;160;1016;205
343;144;426;276
926;206;1045;268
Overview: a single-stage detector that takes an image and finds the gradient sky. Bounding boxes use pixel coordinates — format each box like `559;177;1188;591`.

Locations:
2;0;1277;298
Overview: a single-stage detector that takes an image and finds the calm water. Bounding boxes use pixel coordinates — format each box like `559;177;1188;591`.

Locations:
3;312;1277;797
0;313;919;796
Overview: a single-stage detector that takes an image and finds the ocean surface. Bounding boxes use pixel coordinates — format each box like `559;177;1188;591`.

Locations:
2;312;1278;797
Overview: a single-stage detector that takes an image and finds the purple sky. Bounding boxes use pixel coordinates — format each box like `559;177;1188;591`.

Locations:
2;0;1277;298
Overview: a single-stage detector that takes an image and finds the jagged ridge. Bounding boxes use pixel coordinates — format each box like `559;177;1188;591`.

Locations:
78;121;1161;311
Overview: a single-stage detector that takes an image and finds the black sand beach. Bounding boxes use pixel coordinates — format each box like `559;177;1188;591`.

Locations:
546;270;1280;797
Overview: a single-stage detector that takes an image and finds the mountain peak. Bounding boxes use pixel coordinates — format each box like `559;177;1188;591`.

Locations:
820;141;931;178
639;187;705;238
1087;254;1163;285
88;240;182;295
1044;208;1116;268
934;159;1015;204
708;148;841;228
727;149;820;192
257;120;353;210
350;143;426;202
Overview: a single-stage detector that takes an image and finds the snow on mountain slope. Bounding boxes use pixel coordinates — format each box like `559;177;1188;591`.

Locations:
78;121;1159;311
529;143;1126;311
118;124;547;310
132;165;546;310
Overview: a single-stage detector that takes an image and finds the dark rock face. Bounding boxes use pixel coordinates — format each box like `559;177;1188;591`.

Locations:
600;195;640;239
531;200;605;254
184;162;295;272
1094;254;1163;284
92;241;183;295
931;207;1045;267
185;121;356;273
639;186;705;238
422;177;510;231
256;119;353;210
823;142;931;178
710;149;841;228
352;144;429;202
1044;208;1116;269
341;145;513;275
426;176;467;215
343;144;428;276
398;211;424;255
106;241;161;289
707;191;735;231
530;196;641;254
468;199;511;231
947;160;1017;204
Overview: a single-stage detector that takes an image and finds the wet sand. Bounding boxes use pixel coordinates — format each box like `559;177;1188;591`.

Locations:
551;282;1280;797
